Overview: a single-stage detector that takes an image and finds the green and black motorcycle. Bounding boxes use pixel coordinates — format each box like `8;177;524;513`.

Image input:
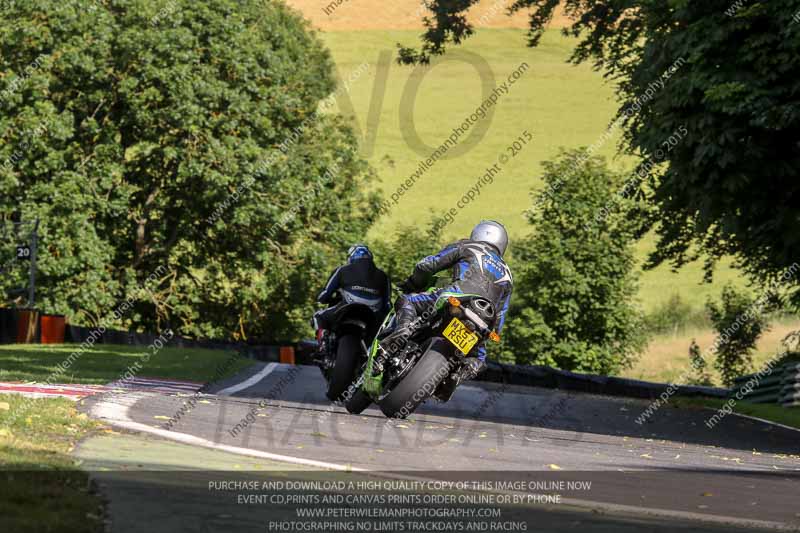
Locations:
343;288;500;418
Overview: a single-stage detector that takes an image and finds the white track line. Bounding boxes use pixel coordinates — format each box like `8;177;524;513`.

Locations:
90;391;361;471
216;363;278;396
729;411;800;435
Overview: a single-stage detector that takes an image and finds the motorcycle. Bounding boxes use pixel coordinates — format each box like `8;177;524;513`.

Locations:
344;288;500;418
314;291;385;402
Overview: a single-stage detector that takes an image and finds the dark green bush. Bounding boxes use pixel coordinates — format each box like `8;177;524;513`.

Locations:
706;284;769;386
0;0;376;340
368;221;443;284
687;338;713;387
501;149;647;375
644;294;709;335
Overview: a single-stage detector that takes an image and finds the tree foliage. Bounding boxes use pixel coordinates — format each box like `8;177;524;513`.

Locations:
501;149;647;374
0;0;377;340
706;284;768;387
643;293;708;335
687;338;713;387
404;0;800;306
368;221;443;283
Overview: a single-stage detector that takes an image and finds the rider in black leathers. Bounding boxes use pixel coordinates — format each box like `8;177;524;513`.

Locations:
378;221;513;387
312;244;391;346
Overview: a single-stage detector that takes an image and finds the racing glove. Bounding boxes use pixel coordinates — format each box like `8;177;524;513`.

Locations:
397;278;417;294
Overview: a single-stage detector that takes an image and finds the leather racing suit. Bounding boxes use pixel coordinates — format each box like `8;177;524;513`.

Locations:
313;257;391;331
388;239;513;364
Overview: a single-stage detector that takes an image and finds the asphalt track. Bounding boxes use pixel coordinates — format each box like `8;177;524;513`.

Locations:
83;362;800;532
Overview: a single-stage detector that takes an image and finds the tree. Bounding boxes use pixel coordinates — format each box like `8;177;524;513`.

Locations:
501;149;647;374
368;221;443;283
687;339;713;387
0;0;377;340
402;0;800;306
706;284;768;387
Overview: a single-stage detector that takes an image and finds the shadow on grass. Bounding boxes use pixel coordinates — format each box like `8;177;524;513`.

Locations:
0;463;104;533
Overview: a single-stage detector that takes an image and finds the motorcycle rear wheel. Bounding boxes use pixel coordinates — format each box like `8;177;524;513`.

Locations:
327;333;362;401
376;339;451;419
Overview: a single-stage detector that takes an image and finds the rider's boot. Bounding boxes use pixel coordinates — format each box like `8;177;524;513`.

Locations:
373;307;416;375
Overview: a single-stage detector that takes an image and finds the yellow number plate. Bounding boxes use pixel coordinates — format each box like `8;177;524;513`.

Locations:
443;317;479;355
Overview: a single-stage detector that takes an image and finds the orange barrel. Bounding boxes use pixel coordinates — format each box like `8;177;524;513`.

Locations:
40;314;66;344
279;345;296;365
16;309;39;344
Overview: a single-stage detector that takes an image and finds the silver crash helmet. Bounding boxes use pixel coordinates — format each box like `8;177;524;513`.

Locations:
469;220;508;256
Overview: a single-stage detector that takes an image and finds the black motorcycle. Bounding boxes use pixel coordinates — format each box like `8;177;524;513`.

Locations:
344;289;500;418
314;291;385;401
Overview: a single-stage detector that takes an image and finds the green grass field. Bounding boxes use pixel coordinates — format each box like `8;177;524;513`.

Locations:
0;344;254;385
321;28;745;312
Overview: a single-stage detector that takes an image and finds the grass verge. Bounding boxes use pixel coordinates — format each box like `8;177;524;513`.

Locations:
0;344;255;385
0;393;104;532
672;396;800;431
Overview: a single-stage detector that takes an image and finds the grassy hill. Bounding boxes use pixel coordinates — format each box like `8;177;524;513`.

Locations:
320;28;745;312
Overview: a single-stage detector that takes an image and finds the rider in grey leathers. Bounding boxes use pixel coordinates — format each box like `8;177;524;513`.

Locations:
378;221;513;388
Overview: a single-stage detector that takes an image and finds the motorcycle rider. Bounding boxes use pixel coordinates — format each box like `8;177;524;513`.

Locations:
313;244;391;357
377;221;512;393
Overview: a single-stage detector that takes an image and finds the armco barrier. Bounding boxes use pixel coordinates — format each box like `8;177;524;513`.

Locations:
478;361;728;400
780;363;800;407
732;370;785;405
732;362;800;408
